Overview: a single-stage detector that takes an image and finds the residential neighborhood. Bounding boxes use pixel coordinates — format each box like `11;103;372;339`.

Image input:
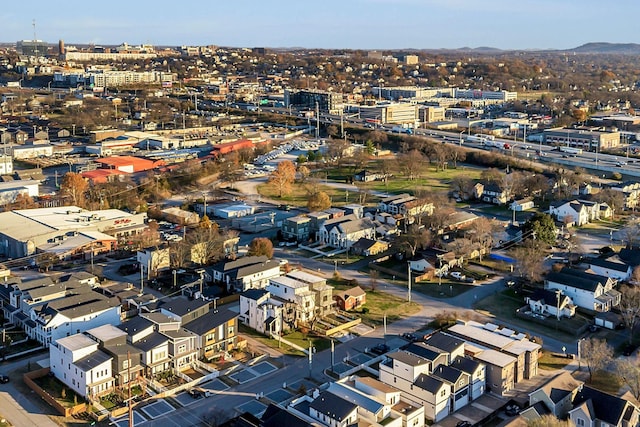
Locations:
2;11;640;427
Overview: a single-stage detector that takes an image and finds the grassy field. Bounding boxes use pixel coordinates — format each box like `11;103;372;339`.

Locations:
358;165;484;195
257;182;350;207
328;278;421;326
239;324;307;357
282;331;331;352
587;370;623;395
538;351;571;371
473;292;583;343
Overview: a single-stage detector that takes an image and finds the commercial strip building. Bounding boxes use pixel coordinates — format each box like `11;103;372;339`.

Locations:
0;206;148;258
543;127;620;151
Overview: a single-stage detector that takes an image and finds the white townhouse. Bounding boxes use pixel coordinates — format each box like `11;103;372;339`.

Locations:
379;351;451;421
318;214;376;249
50;334;114;399
545;268;620;312
267;276;316;325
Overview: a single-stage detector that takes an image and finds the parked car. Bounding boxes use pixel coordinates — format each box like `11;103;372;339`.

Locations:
401;333;418;342
371;344;390;355
188;389;206;398
0;375;9;383
450;272;466;281
456;421;471;427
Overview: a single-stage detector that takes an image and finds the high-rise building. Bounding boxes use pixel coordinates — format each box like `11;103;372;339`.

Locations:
58;39;65;55
284;89;343;114
16;40;49;56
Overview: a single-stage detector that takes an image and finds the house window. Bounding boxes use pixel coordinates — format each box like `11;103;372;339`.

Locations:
576;419;585;427
228;325;234;335
123;359;129;369
178;344;186;354
440;390;446;397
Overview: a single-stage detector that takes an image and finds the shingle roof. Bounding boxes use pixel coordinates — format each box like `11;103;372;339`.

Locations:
424;331;465;353
431;364;466;384
131;332;168;352
241;289;269;301
414;373;445;393
572;386;632;426
405;342;443;362
261;404;314;427
387;351;431;367
529;289;564;306
309;391;357;422
183;308;236;336
451;356;483;375
545;268;610;292
158;296;209;317
537;371;582;404
588;256;630;273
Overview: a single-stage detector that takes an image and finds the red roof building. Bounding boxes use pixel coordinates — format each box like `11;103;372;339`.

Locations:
95;156;164;173
210;139;255;156
81;169;126;184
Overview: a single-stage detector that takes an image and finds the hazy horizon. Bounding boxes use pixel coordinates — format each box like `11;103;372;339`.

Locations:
2;0;638;51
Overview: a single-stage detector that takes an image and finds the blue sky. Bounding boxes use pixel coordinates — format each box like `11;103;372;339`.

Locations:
1;0;638;50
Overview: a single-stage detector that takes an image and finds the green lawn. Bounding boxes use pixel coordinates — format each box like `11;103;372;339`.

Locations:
282;331;331;352
538;351;571;371
33;374;83;407
474;292;587;342
257;182;369;207
328;278;421;326
239;324;306;357
359;166;483;194
587;370;623;395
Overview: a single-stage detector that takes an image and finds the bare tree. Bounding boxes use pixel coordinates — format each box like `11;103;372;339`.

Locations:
451;176;476;201
369;270;379;291
616;359;640;400
631;265;640;285
395;225;434;259
511;240;547;283
618;285;640;344
581;337;613;382
397;149;425;180
469;217;495;261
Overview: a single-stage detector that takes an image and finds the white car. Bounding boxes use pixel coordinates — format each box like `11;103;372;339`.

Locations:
450;272;466;281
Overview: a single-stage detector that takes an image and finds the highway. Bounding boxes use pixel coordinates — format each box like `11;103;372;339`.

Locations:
258;105;640;177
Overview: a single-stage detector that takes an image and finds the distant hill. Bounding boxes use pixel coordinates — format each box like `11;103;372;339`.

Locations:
567;42;640;54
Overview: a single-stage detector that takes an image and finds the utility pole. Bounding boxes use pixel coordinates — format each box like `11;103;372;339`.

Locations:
315;101;320;140
308;341;313;378
383;313;387;337
407;263;412;303
330;339;335;370
139;262;144;294
127;350;133;427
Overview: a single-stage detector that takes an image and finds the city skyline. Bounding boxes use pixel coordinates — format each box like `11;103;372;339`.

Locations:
2;0;639;51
